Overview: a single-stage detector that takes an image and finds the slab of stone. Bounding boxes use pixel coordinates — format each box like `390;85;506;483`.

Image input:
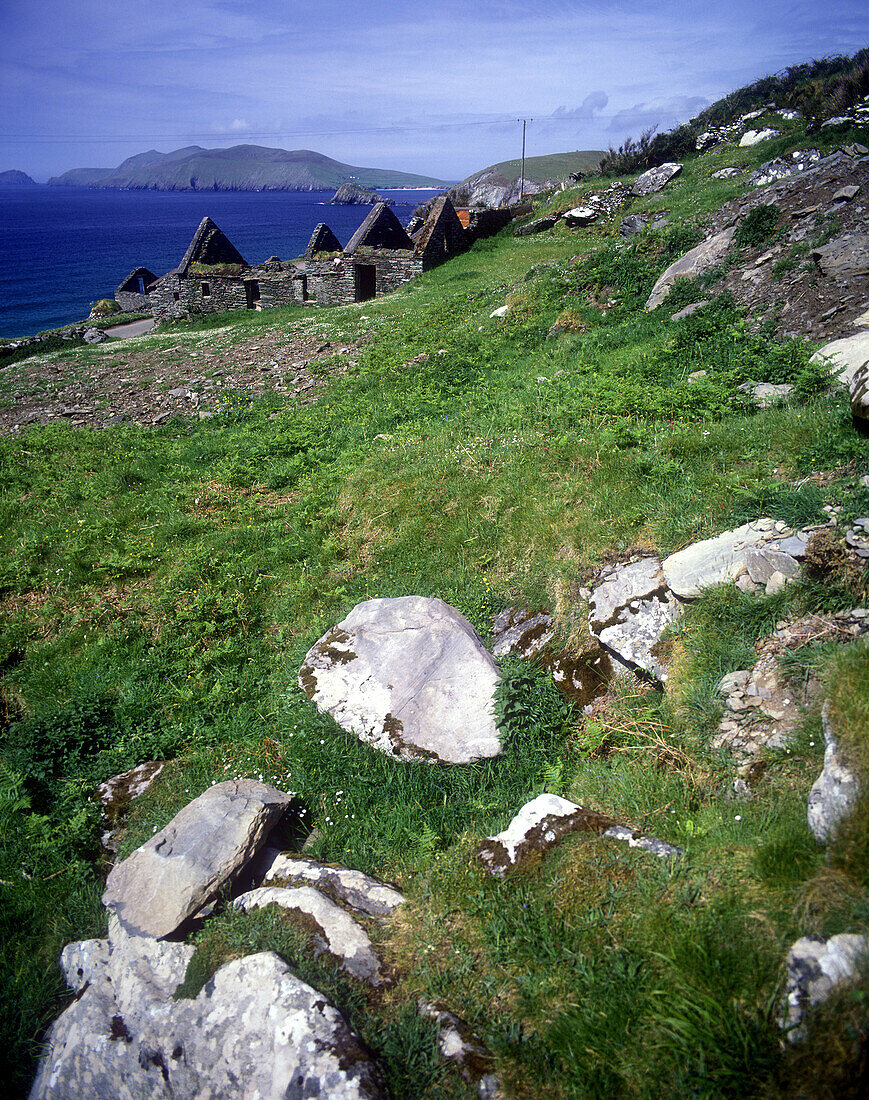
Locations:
419;1001;502;1099
631;162;682;197
646;228;735;311
102;779;291;938
299;596;502;764
233;886;384;985
671;301;709;321
781;934;869;1041
513;214;559;237
812;233;869;279
490;606;554;659
561;205;598;227
489;305;509;319
663;520;780;598
810;330;869;388
620;214;648;236
808;701;861;843
255;851;405;917
713;167;742;179
739;128;782;146
851;360;869;433
602;825;682;859
748;382;794;407
477;794;615;875
31;946;386;1099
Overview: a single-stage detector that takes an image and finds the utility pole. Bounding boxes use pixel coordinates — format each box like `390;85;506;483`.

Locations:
518;118;532;202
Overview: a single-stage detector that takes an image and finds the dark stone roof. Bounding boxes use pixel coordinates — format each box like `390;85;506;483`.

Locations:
305;223;343;259
344;202;413;255
413;196;466;259
116;267;158;295
176;216;247;274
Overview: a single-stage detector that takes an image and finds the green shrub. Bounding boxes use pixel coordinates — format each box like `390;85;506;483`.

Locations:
734;205;781;249
90;298;120;316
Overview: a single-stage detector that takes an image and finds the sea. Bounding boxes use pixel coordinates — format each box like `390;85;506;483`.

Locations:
0;186;445;339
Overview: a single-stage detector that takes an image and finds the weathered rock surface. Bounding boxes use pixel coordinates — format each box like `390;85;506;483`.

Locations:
851;362;869;436
781;933;869;1041
299;596;502;764
103;779;291;938
747;148;821;187
256;850;406;917
513;214;559;237
96;760;165;852
812;233;869;279
419;1001;503;1098
491;606;554;659
478;794;615;874
811;330;869;388
631;162;682;197
32;932;386;1099
645;228;735;310
588;556;680;683
330;181;392;206
742;381;794;407
808;701;861;843
602;825;683;860
233;886;385;985
620;214;649;236
713;167;742;179
671;301;709;321
739;128;782;147
561;205;598;227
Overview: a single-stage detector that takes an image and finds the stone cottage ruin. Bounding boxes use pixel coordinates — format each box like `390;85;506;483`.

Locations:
117;197;512;322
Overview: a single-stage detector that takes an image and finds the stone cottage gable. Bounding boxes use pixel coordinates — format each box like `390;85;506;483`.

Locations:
115;266;158;312
305;223;343;259
176;216;247;275
344;203;413;255
413;196;468;268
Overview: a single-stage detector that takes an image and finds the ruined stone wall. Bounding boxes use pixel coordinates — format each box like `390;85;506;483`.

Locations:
116;289;152;314
466;209;515;244
306;253;423;305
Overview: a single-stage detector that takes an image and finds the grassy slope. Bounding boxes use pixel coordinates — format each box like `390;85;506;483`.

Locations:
2;114;869;1098
458;150;605;187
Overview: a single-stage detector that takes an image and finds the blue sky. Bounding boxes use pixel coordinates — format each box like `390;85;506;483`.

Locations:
1;0;866;181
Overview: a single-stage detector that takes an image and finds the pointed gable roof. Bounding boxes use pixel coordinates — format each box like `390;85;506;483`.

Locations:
176;216;247;274
413;196;467;260
344;202;413;255
305;222;343;259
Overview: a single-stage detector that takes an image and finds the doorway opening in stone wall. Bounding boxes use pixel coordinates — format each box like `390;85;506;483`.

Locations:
245;280;261;309
355;265;376;302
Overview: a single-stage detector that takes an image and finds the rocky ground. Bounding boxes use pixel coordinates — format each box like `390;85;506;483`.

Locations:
0;324;365;435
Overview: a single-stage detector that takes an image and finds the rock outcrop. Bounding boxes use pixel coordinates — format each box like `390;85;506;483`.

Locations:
808;701;861;843
781;933;869;1041
631;162;682;197
331;181;393;205
299;596;502;763
645;228;735;311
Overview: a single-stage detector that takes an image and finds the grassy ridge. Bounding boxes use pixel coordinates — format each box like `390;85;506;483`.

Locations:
2;109;869;1097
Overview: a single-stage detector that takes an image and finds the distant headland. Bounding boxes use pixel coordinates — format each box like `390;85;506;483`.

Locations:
47;145;447;193
0;169;37;185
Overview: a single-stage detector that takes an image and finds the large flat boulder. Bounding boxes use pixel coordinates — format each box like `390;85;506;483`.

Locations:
31;929;386;1099
811;330;869;388
662;519;793;598
103;779;291;938
299;596;502;763
645;228;735;310
812;233;869;279
256;851;406;917
631;162;682;197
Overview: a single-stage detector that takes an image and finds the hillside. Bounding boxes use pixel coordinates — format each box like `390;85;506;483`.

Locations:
3;56;869;1100
450;149;604;207
47;145;447;191
0;170;36;186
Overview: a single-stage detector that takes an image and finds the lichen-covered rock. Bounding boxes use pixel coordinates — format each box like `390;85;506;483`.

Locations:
256;851;406;917
601;825;683;860
96;760;164;852
812;233;869;279
103;779;291;938
620;214;649;236
631;162;682;197
419;1001;503;1098
588;556;680;684
299;597;502;764
808;701;861;843
739;128;782;146
781;933;869;1041
645;228;735;310
478;794;615;875
850;360;869;434
561;205;598;227
233;886;385;985
663;519;786;598
31;942;386;1099
490;606;554;659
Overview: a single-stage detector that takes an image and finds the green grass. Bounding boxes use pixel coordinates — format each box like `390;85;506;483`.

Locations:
2;111;869;1098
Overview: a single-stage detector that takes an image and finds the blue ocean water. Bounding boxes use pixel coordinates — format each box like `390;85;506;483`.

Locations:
0;186;443;339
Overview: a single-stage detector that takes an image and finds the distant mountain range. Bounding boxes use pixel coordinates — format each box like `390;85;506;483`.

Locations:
0;169;36;186
450;150;605;208
47;145;448;192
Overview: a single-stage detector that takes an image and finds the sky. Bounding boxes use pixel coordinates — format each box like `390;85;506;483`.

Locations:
1;1;867;183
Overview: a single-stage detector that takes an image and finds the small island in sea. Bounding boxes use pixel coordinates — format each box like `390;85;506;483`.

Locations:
47;144;447;192
0;169;37;185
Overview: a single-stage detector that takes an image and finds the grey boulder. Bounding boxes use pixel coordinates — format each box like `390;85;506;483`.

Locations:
256;850;406;917
631;162;682;197
299;596;502;764
646;228;735;310
103;779;291;938
811;331;869;388
491;606;554;659
812;233;869;279
620;214;649;236
31;928;386;1099
478;794;615;875
850;359;869;433
781;933;869;1041
588;556;680;683
808;702;861;843
561;205;598;227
